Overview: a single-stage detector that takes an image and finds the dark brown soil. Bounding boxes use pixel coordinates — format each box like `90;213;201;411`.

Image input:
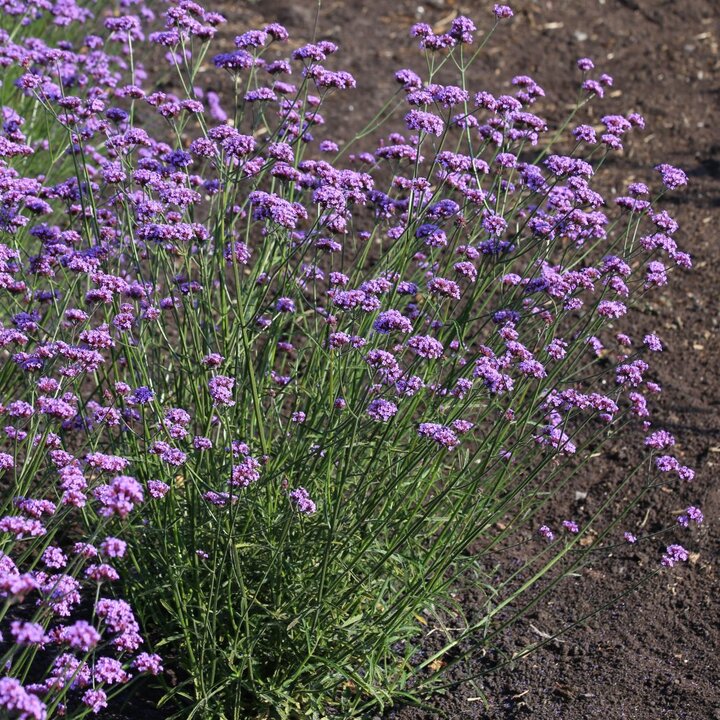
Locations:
207;1;720;718
137;0;720;717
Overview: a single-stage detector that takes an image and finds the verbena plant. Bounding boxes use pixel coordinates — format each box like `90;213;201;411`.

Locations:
0;1;702;718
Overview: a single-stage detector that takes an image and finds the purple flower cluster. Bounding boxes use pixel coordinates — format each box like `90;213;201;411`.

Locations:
367;398;398;422
417;423;460;450
661;544;689;568
289;487;316;514
677;506;703;528
209;375;235;406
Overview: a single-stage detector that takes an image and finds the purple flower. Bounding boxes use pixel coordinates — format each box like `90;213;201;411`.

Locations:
131;386;154;405
374;310;413;334
643;334;663;352
417;423;459;450
545;338;567;360
194;436;213;450
430;84;470;107
474;357;514;395
104;15;142;41
209;375;235;406
449;16;476;43
562;520;579;534
94;657;129;684
100;537;127;558
518;359;547;379
202;353;225;368
38;574;81;617
224;242;251;265
538;525;554;542
48;653;91;691
677;506;703;527
624;532;637;544
367;398;398;422
42;546;67;569
395;68;423;90
214;49;256;70
410;23;433;38
331;289;372;311
0;678;46;720
415;224;448;248
0;516;46;539
661;544;689;567
482;212;508;237
58;620;101;652
93;476;144;519
573;124;597;144
493;4;514;19
74;543;98;559
616;359;648;387
496;152;517;168
644;430;675;450
427;277;461;300
629;392;649;418
655;455;680;473
86;453;129;473
655;163;688;190
147;480;170;499
289;487;316;514
365;349;402;383
95;598;142;651
451;419;474;434
545;154;593;178
85;564;120;583
14;498;56;519
249;191;307;229
276;297;296;313
230;456;261;488
597;300;627;319
645;260;668;288
686;506;704;524
454;261;478;282
83;688;108;714
292;42;333;61
405;110;444;136
203;491;237;507
134;653;163;675
264;23;289;41
11;621;46;646
407;335;444;359
235;30;268;49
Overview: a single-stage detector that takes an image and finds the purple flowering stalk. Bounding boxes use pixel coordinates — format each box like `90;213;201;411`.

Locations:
0;0;702;717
